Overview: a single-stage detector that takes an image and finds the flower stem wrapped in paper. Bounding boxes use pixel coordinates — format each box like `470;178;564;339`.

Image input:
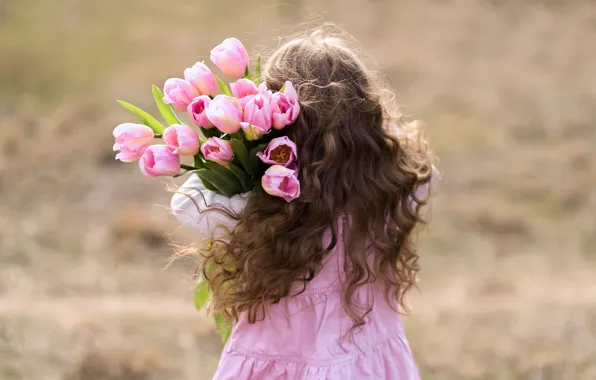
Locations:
111;38;301;343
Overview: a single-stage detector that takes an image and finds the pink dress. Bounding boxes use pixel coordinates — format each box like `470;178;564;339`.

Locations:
171;175;420;380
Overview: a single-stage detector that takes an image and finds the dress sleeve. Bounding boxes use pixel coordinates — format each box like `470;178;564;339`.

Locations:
170;174;248;237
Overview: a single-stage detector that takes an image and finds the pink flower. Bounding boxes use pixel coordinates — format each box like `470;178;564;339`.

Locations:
205;95;243;134
270;81;300;129
184;61;219;97
112;123;154;162
230;78;258;99
200;137;234;166
187;95;214;128
162;124;200;156
240;122;268;140
210;37;250;79
261;165;300;202
240;93;271;140
257;136;297;167
163;78;199;111
139;145;180;177
258;82;273;101
286;162;299;175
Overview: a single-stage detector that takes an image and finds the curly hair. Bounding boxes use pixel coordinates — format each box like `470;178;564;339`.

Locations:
191;27;434;331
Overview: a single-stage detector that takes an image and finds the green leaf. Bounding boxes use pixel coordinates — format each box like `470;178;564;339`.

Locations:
225;163;250;193
197;169;239;197
215;76;232;96
254;55;261;83
193;280;211;311
204;259;214;275
229;139;249;171
116;100;165;133
214;313;232;344
201;127;222;139
193;154;206;170
194;156;219;192
246;143;267;176
244;65;251;79
152;85;182;125
203;161;243;191
173;169;191;178
196;172;219;192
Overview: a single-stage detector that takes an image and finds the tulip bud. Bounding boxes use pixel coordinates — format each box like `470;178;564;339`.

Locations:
163;124;200;156
261;165;301;202
241;93;272;139
230;78;258;99
184;61;219;97
113;123;155;162
139;145;181;177
187;95;214;128
270;81;300;130
210;37;250;79
205;95;243;134
163;78;199;111
200;137;234;166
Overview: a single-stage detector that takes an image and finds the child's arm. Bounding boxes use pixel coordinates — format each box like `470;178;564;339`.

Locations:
171;174;248;236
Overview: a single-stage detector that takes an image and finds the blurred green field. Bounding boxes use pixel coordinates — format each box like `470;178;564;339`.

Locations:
1;0;595;379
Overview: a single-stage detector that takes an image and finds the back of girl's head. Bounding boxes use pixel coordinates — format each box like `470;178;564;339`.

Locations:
205;26;434;328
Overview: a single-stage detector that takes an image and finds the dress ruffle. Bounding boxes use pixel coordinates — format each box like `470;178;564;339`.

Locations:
212;285;419;380
213;332;419;380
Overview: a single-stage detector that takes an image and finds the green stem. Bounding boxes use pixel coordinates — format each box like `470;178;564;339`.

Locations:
181;164;197;171
154;134;163;138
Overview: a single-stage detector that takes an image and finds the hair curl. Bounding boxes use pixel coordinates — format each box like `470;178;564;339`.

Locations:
189;26;434;331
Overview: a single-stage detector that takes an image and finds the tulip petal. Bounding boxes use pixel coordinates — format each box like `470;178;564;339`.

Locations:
138;145;180;177
261;165;301;202
210;38;250;79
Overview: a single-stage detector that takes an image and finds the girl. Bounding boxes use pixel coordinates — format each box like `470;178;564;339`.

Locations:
172;28;434;380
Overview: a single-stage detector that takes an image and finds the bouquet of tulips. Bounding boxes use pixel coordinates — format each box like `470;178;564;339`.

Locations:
112;38;301;343
113;37;301;203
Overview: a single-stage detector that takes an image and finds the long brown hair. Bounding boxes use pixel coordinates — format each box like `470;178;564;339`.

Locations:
192;27;433;330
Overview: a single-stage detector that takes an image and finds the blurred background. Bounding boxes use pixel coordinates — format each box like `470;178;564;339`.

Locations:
1;0;595;379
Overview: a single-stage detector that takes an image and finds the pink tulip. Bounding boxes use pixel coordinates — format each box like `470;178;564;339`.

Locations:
261;165;301;202
257;136;297;167
187;95;214;128
210;37;250;79
200;137;234;166
270;81;300;129
184;61;219;97
205;95;243;134
258;82;273;101
286;162;299;175
237;94;254;109
113;123;155;162
139;145;181;177
163;78;200;111
162;124;200;156
230;78;258;99
241;93;271;140
239;122;267;141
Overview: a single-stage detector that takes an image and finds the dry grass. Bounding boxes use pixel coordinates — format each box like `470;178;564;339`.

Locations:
1;0;595;378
